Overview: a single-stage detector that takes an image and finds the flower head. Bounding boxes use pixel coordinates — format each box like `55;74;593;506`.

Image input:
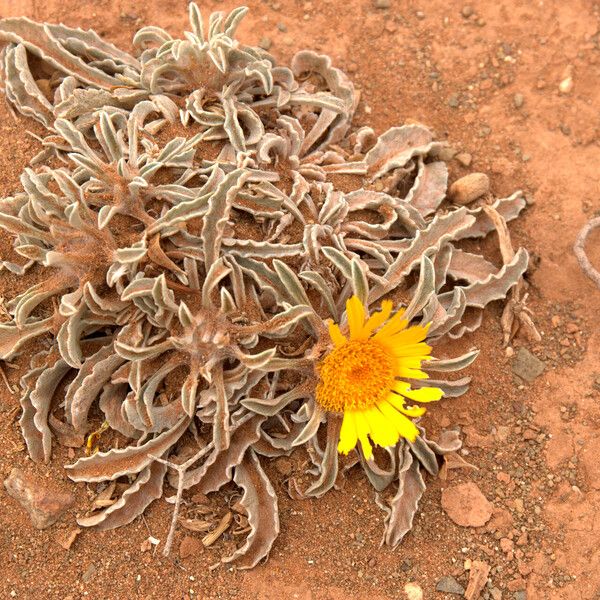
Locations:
315;295;443;460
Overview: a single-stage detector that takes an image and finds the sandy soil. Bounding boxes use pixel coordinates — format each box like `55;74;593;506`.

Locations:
0;0;599;599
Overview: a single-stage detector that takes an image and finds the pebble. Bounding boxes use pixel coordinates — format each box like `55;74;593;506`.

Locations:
436;576;465;595
455;152;473;167
449;173;490;205
514;592;527;600
441;482;493;527
375;0;390;7
416;11;425;19
4;468;75;529
511;348;545;383
81;564;97;584
513;93;524;108
180;535;202;559
559;65;574;94
259;37;272;50
404;582;423;600
448;93;460;108
490;587;502;600
276;22;287;32
461;6;474;18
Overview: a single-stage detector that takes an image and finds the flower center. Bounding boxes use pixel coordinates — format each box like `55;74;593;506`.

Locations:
315;339;396;413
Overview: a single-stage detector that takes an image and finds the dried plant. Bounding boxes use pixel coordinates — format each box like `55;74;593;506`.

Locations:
0;5;531;568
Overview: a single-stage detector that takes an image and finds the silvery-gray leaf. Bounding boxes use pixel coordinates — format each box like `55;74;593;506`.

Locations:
77;460;167;530
178;413;264;491
223;450;279;569
65;416;190;483
379;446;426;549
365;125;442;181
369;208;476;303
404;159;448;217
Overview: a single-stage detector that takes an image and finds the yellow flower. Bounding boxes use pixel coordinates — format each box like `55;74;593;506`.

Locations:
315;295;443;460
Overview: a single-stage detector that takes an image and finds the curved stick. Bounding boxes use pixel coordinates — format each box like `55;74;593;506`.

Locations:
574;217;600;289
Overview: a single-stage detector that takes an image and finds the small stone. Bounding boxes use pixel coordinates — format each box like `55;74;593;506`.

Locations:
500;537;514;554
404;582;423;600
4;468;75;529
375;0;390;7
180;535;202;559
513;591;527;600
436;576;465;595
513;93;524;108
461;6;474;17
276;22;287;32
490;587;502;600
441;482;493;527
82;564;97;584
448;93;460;108
416;11;425;19
559;66;574;94
449;173;490;205
508;578;527;593
511;347;545;383
385;20;398;33
56;528;81;551
455;152;472;167
436;147;457;161
258;37;272;50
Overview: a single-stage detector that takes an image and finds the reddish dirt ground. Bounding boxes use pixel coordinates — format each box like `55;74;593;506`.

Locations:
1;0;600;599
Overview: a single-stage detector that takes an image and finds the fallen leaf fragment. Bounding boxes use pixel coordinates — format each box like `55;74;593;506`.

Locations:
91;481;117;509
56;528;81;550
439;451;478;480
180;518;213;533
465;560;491;599
202;512;233;547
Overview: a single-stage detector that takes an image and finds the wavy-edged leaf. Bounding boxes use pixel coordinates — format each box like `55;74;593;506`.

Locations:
365;125;442;180
222;451;279;569
180;414;265;491
65;416;189;483
405;159;448;217
424;349;479;373
369;209;476;303
29;358;71;462
378;445;426;548
77;460;167;530
458;248;528;308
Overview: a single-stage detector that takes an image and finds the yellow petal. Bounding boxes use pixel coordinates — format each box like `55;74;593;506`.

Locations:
373;308;408;341
385;326;429;348
385;394;427;417
338;412;358;455
393;382;444;403
346;295;366;340
364;406;398;448
388;342;432;359
328;321;347;348
362;300;393;337
354;411;373;459
378;400;419;442
396;366;429;379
